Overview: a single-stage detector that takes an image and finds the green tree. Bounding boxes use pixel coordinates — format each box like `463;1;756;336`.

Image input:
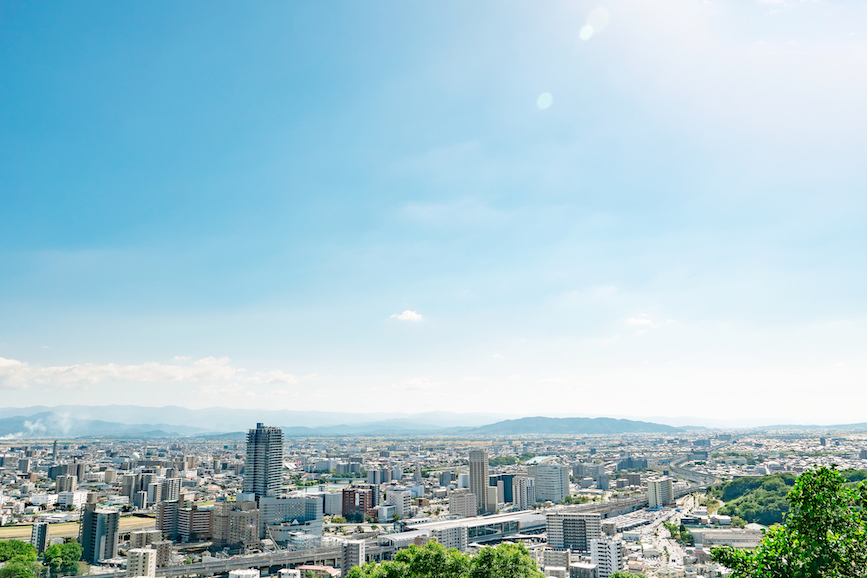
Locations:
0;541;37;563
347;541;542;578
712;466;867;578
469;543;543;578
0;560;39;578
610;573;647;578
43;541;82;578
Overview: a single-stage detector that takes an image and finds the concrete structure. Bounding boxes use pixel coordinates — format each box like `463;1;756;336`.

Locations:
130;529;161;549
569;562;597;578
547;513;602;553
160;478;181;503
228;571;260;578
30;522;48;554
127;548;157;578
590;539;625;578
260;495;323;540
213;500;258;548
385;488;413;519
152;541;173;568
512;476;536;510
342;486;373;523
530;464;570;503
80;504;120;564
647;478;674;508
430;526;468;552
56;474;78;493
244;424;284;500
341;541;365;577
448;489;477;518
468;449;489;514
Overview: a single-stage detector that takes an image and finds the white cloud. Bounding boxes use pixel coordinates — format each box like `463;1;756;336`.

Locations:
391;310;423;321
0;356;298;390
627;314;654;326
172;355;191;362
492;353;502;359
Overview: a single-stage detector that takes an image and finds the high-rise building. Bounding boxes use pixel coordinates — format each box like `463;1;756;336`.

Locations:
468;449;489;514
647;478;674;508
152;541;173;568
161;478;181;503
127;548;157;578
130;530;161;549
512;476;536;510
243;423;284;500
31;522;48;554
56;474;78;493
342;486;373;523
385;488;413;519
590;539;625;578
529;464;570;503
342;541;365;577
489;474;515;503
80;504;120;564
547;513;602;553
212;500;259;548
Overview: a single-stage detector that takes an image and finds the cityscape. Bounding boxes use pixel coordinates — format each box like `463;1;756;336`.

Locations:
1;418;866;578
2;1;866;578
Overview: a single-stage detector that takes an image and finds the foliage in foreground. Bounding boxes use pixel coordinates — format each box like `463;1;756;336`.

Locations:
712;465;867;578
43;541;82;577
346;541;542;578
0;541;36;563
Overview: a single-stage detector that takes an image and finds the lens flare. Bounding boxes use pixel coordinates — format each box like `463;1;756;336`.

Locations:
536;92;553;109
579;25;594;41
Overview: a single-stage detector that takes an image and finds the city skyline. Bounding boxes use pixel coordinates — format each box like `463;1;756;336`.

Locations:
2;1;867;423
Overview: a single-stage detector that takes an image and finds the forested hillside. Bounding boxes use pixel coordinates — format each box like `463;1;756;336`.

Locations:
710;470;867;526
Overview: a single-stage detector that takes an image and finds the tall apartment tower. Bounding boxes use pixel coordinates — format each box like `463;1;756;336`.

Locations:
342;540;366;577
127;548;157;578
56;474;78;493
512;476;536;510
468;449;489;515
243;423;284;500
80;504;120;564
31;522;49;554
647;477;674;508
546;512;602;553
590;539;626;578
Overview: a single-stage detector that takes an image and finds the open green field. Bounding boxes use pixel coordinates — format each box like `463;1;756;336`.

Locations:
0;516;155;541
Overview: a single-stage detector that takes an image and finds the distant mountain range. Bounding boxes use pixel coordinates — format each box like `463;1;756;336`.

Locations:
467;416;682;435
0;405;863;439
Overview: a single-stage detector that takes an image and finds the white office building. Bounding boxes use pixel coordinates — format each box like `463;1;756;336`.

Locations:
127;548;157;578
385;488;413;519
590;539;625;578
431;526;468;552
529;464;570;503
448;489;477;518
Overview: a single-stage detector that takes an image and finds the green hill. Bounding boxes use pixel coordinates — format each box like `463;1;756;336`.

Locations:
710;470;867;526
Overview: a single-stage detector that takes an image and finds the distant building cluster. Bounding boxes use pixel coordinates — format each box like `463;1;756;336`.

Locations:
1;424;864;578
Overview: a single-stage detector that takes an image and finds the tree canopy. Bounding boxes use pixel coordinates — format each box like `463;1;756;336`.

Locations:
712;465;867;578
0;541;36;563
43;541;82;577
346;541;542;578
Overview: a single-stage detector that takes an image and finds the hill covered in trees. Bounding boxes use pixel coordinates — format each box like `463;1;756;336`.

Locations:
710;470;867;526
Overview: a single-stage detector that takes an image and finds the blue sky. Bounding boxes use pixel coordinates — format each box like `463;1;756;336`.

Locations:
1;0;866;424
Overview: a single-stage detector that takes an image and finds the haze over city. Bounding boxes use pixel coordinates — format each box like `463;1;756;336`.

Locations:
3;1;867;425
